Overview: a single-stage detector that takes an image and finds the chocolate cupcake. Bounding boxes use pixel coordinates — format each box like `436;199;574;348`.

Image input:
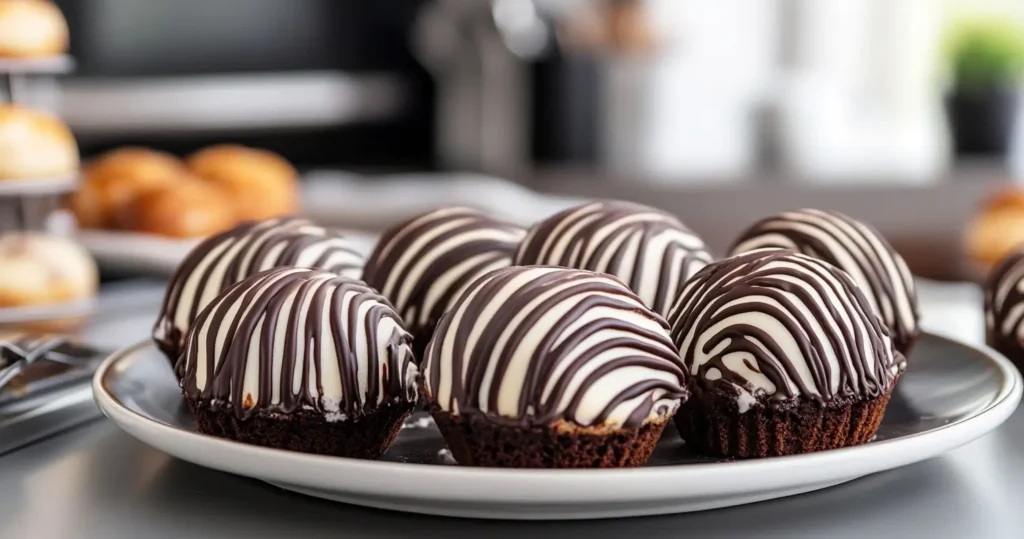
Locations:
730;209;920;355
423;266;688;468
984;249;1024;369
178;267;418;458
153;217;364;368
668;249;904;458
361;207;523;360
515;200;712;318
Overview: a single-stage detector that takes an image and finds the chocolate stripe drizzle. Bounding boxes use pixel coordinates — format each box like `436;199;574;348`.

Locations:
514;200;712;317
179;268;418;420
729;209;919;352
985;249;1024;348
423;266;688;429
668;249;903;407
153;217;365;362
361;207;523;336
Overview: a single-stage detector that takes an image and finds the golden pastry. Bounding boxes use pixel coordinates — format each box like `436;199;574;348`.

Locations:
965;188;1024;272
0;105;78;180
115;179;236;239
0;0;68;58
186;144;299;222
69;147;187;229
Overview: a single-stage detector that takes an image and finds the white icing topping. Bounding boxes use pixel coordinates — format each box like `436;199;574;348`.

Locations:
515;201;712;318
180;268;418;416
423;266;687;428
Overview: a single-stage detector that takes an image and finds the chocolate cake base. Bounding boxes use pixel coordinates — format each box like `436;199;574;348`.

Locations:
675;383;895;458
431;410;667;468
186;396;413;458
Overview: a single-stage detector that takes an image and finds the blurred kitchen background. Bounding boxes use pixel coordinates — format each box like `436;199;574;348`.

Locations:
17;0;1024;280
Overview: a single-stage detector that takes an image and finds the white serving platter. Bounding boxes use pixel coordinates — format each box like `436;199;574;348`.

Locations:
93;333;1022;520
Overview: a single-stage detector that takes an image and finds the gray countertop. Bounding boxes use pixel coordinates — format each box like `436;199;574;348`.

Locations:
2;280;1021;538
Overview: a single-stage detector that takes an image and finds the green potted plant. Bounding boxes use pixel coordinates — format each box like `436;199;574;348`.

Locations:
944;18;1024;156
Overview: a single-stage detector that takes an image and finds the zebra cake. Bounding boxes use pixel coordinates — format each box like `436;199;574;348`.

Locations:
153;217;365;368
729;208;920;355
668;249;905;458
178;267;419;457
514;200;712;318
422;265;688;468
984;248;1024;369
361;206;524;360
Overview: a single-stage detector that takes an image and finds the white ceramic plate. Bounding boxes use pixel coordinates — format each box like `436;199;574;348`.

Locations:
93;333;1021;520
78;228;377;276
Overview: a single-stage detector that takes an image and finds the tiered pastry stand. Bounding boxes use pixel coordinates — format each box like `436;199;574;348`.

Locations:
0;53;78;211
0;54;95;330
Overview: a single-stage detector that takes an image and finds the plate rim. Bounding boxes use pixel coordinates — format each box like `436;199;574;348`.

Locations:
92;332;1023;504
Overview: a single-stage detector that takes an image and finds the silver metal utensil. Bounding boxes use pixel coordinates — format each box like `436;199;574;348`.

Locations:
0;334;108;455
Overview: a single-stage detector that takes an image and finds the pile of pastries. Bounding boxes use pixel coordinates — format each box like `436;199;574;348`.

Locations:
152;200;920;468
70;145;299;239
